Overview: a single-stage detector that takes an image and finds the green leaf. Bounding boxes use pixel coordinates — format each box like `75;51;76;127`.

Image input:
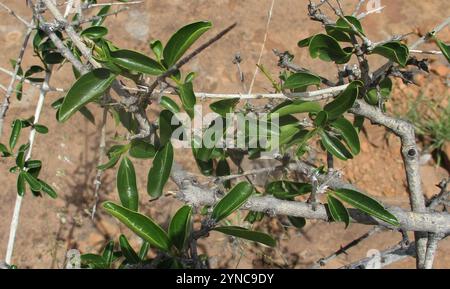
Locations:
309;34;353;64
319;130;353;160
43;52;64;64
23;172;42;192
168;205;192;251
327;194;350;228
266;181;311;200
102;240;115;267
103;201;170;251
0;143;10;157
97;155;120;171
332;189;399;226
159;110;176;146
324;81;362;120
138;242;150;260
298;36;313;47
365;77;392;105
119;234;140;264
330;117;360;155
9;119;22;150
17;172;26;196
216;158;231;189
213;226;276;247
39;179;57;199
333;16;365;36
129;140;156;159
212;181;253;222
288;216;306;228
110;49;165;75
163;21;212;67
177;82;196;117
160;96;180;114
435;38;450;63
150;40;163;61
371;41;409;67
92;5;111;26
314;111;328;127
271;100;321;118
147;142;174;199
33;124;48;134
325;26;352;43
81;26;108;40
210;98;240;117
282;72;321;90
58;68;116;122
81;254;108;269
117;156;139;211
15;150;25;169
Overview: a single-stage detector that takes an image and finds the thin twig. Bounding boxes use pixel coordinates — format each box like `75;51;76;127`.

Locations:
0;2;31;27
5;67;53;265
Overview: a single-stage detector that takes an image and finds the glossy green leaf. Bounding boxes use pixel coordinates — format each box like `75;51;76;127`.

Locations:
330;117;360;155
216;158;231;189
333;16;365;35
210;98;240;117
9;119;22;150
97;154;120;171
212;182;253;222
435;38;450;63
266;181;312;200
81;26;108;40
309;34;353;64
103;201;170;251
33;124;48;134
325;26;352;42
15;150;25;169
138;242;150;260
271;100;321;118
160;96;180;114
371;41;409;67
365;77;392;105
177;82;196;117
163;21;212;67
129;140;156;159
39;179;57;199
288;216;306;228
117;156;139;211
333;189;399;226
119;234;140;264
110;50;165;75
17;172;26;196
298;36;313;47
147;142;174;199
213;226;276;247
102;241;115;267
168;205;192;251
324;81;362;120
314;111;328;127
92;5;111;26
81;254;108;269
58;68;116;122
0;143;10;157
327;194;350;228
23;171;42;192
43;52;64;64
319;130;353;160
150;40;163;61
282;72;321;90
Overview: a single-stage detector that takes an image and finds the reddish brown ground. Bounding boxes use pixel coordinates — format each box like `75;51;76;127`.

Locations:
0;0;448;268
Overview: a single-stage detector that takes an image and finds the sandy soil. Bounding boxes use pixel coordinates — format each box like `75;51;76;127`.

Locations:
0;0;449;268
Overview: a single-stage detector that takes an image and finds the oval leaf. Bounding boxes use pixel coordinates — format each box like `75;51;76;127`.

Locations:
81;26;108;40
168;205;192;251
163;21;212;67
324;81;362;120
210;98;240;117
110;50;165;75
282;72;321;90
327;194;350;228
271;100;321;118
17;172;26;196
103;201;170;251
330;117;360;155
9;119;22;150
58;68;116;122
309;34;353;64
332;189;399;226
213;226;276;247
129;140;156;159
319;130;353;160
371;41;409;67
212;181;254;222
147;142;174;199
117;156;139;211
